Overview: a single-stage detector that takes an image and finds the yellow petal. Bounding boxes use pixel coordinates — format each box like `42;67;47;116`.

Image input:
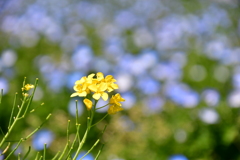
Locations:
97;72;104;81
88;84;97;92
108;105;124;114
93;93;101;100
99;83;108;91
101;92;108;101
83;99;92;110
70;93;79;97
111;83;118;89
77;92;87;97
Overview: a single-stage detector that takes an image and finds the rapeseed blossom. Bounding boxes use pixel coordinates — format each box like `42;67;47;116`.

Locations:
71;72;125;114
108;93;125;114
22;84;34;91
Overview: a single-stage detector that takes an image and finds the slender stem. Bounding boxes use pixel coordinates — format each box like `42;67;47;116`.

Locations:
22;146;31;160
79;139;100;160
91;114;108;128
35;152;40;160
24;114;52;140
95;103;109;110
72;100;98;160
1;142;10;155
0;96;27;148
75;100;79;124
8;92;18;129
5;138;23;160
58;120;71;160
43;144;47;160
95;144;105;160
65;124;81;160
52;151;61;160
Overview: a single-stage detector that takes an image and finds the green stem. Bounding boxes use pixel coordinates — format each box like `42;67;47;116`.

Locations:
72;100;98;160
52;151;61;160
5;138;23;160
0;96;27;148
91;114;108;128
58;120;71;160
95;103;109;110
95;144;105;160
65;124;81;160
8;92;18;129
43;144;47;160
79;139;100;160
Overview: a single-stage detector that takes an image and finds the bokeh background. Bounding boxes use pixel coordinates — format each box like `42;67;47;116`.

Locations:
0;0;240;159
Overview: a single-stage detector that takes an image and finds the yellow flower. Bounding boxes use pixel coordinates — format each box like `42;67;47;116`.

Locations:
108;105;124;114
88;82;108;101
96;72;118;92
22;84;34;91
70;74;95;97
108;93;125;114
83;98;93;110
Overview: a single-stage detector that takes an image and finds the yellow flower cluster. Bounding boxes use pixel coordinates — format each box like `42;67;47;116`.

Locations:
71;72;125;114
22;84;34;91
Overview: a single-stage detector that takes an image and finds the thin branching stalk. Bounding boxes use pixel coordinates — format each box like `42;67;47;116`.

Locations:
24;114;52;140
79;139;100;160
95;103;109;110
0;96;27;148
52;151;61;160
22;146;31;160
65;124;81;160
72;100;98;160
34;152;40;160
91;114;108;128
95;144;105;160
58;120;71;160
8;92;18;129
5;138;23;160
43;143;47;160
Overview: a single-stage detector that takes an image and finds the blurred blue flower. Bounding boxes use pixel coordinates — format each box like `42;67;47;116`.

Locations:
233;73;240;89
151;62;182;81
32;130;54;150
228;90;240;108
66;72;85;89
121;92;136;109
0;77;9;95
76;151;94;160
165;82;199;108
169;154;188;160
137;76;160;95
201;89;220;106
95;98;109;113
0;150;4;160
143;96;164;114
115;73;134;93
68;99;84;116
71;45;93;70
198;108;219;124
1;49;17;68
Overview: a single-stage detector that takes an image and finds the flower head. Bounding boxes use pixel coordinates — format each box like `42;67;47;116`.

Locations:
88;82;108;101
70;74;95;97
108;93;125;114
22;84;34;91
